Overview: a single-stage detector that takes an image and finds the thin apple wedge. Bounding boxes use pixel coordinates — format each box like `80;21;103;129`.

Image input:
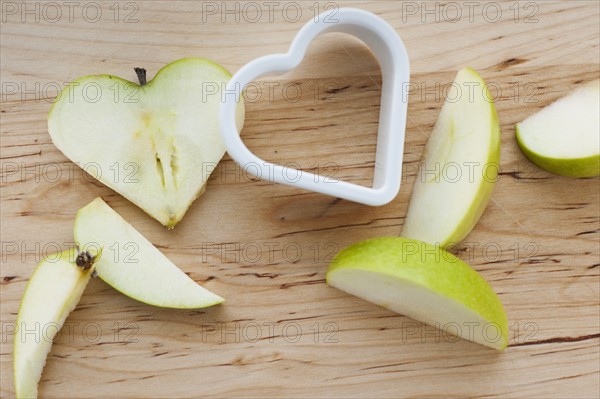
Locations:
14;248;97;398
402;68;500;248
48;58;245;228
516;79;600;177
327;237;508;351
74;198;223;308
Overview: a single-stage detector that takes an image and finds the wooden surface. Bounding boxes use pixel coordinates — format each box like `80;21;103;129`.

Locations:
1;1;599;397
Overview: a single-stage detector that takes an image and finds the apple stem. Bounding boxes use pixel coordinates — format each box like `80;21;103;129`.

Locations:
134;67;147;86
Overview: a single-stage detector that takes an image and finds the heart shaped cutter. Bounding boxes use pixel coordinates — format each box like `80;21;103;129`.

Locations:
220;8;410;206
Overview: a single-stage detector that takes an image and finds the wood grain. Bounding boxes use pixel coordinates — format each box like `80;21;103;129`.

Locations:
1;1;599;398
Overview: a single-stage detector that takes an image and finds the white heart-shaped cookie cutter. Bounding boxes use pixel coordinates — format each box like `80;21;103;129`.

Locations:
220;8;410;206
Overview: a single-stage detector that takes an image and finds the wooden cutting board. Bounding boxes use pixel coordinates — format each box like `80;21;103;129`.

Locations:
1;1;598;397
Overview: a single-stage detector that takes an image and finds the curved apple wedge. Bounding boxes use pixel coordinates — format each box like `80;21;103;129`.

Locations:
74;198;223;309
402;68;500;248
14;248;97;399
516;79;600;178
326;237;508;351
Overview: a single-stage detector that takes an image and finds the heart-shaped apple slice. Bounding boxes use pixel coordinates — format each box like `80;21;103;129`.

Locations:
49;58;244;228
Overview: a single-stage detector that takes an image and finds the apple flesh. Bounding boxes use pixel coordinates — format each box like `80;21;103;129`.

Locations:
14;248;97;398
327;237;508;351
48;58;245;228
402;68;500;248
74;198;223;308
516;79;599;177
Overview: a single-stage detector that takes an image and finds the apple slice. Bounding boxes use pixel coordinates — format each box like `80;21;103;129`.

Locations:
74;197;223;308
402;68;500;248
516;79;600;177
49;58;245;228
14;248;97;398
327;237;508;351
